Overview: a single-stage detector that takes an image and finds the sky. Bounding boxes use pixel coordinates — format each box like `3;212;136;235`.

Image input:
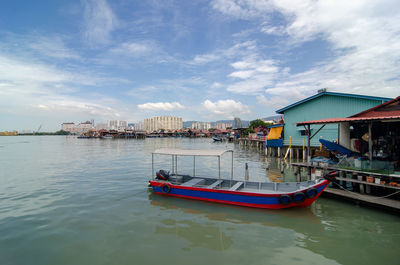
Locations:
1;0;399;131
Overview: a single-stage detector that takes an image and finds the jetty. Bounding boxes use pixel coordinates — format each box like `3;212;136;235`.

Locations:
291;162;400;212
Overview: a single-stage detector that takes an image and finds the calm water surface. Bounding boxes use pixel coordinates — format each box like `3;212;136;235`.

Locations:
0;136;399;265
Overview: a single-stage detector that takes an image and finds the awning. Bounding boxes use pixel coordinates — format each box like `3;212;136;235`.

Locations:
153;148;232;156
267;126;283;140
297;115;400;126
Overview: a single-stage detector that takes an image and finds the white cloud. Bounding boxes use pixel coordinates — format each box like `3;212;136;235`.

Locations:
229;70;255;79
190;40;257;65
211;0;273;19
82;0;118;45
137;102;185;111
28;36;81;60
0;49;134;130
212;0;400;101
110;42;154;57
192;53;221;64
256;94;290;110
34;98;122;119
211;82;223;89
227;59;280;94
0;54;78;85
202;99;250;118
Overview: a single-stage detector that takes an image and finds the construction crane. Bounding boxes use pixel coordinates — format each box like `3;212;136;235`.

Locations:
35;124;42;134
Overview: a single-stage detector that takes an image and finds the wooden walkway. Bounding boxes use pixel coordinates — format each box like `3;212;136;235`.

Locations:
292;162;400;213
322;187;400;213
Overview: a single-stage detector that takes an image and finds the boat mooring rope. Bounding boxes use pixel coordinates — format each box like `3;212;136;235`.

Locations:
331;181;400;199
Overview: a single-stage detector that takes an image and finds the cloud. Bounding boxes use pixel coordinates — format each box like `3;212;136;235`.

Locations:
256;94;290;110
202;99;250;118
137;102;185;111
211;0;400;102
211;82;223;89
82;0;118;45
34;98;122;119
110;42;154;57
0;54;80;85
192;53;221;65
190;40;257;65
28;36;81;60
0;48;134;130
227;59;281;94
211;0;273;19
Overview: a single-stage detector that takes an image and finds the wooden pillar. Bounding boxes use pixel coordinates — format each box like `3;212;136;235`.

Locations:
307;125;311;163
341;171;347;188
358;175;364;194
366;175;371;194
368;122;373;160
352;172;357;191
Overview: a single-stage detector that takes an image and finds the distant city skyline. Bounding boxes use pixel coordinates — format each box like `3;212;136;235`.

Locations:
1;0;399;131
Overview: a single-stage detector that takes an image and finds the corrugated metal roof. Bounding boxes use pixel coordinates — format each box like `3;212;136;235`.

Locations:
276;92;392;114
297;115;400;126
153;148;232;156
296;96;400;126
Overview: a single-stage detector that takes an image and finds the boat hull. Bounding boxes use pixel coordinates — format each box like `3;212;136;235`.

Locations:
149;179;329;209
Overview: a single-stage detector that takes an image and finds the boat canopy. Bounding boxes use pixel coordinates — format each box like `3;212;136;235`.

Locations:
153;148;232;157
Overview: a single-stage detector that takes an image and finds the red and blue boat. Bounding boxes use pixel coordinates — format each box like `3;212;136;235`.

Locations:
149;149;333;209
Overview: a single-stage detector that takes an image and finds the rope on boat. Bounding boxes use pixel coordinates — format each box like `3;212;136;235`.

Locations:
331;181;400;199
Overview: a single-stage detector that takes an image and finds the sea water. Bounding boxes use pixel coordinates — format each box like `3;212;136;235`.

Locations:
0;136;399;265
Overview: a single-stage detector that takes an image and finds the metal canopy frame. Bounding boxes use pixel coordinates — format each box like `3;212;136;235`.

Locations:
151;149;234;182
300;121;376;162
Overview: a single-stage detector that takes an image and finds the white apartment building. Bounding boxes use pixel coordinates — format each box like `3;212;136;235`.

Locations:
133;122;144;131
96;123;108;130
215;123;232;130
61;122;94;134
61;122;75;132
108;120;128;130
191;122;211;130
144;116;182;132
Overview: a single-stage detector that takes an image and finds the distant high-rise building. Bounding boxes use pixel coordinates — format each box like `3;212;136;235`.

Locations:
108;120;128;130
144;116;182;132
135;122;145;131
215;123;232;130
233;117;242;129
61;121;94;134
96;123;108;130
191;122;211;130
128;122;144;131
61;122;75;132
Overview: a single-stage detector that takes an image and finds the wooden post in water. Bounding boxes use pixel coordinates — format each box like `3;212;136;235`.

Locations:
358;175;364;194
366;175;371;194
368;122;373;160
307;125;311;163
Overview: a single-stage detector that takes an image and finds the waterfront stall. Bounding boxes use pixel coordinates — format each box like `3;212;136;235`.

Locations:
275;90;391;149
294;96;400;212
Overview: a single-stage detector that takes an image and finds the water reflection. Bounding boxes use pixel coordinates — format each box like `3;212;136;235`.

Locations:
148;190;400;264
155;219;233;251
148;191;324;251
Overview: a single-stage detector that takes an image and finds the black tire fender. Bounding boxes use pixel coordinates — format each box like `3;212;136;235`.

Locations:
278;194;292;205
306;188;318;199
292;192;306;204
162;184;171;194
